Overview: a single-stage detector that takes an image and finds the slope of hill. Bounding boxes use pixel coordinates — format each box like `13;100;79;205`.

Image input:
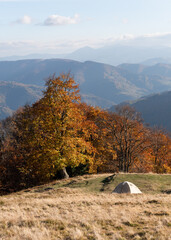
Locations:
1;59;171;94
0;82;43;119
0;174;170;239
118;63;171;92
110;91;171;132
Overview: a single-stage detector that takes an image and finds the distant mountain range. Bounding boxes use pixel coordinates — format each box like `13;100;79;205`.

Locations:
141;57;171;66
118;62;171;76
0;59;150;108
0;59;171;131
109;91;171;132
67;45;171;66
2;45;171;66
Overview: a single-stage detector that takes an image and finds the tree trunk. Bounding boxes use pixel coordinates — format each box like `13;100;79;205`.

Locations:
58;167;69;179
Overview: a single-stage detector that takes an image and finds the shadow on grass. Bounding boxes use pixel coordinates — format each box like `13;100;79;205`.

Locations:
100;174;116;192
161;189;171;194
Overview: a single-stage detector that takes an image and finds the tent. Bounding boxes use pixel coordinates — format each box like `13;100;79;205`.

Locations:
112;181;142;194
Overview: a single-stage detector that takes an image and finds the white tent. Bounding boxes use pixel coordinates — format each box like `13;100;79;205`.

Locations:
112;181;142;194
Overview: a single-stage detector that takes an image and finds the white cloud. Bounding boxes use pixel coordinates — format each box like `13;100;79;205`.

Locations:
43;14;79;26
14;15;32;24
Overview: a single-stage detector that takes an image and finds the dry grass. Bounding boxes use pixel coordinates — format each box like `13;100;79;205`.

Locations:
0;174;171;240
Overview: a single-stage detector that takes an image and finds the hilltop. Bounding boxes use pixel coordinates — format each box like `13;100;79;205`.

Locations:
0;173;170;240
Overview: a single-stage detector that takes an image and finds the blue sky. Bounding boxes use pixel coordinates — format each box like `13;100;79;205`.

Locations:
1;0;171;56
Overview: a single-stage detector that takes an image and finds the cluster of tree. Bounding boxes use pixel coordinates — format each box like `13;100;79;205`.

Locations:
0;74;170;193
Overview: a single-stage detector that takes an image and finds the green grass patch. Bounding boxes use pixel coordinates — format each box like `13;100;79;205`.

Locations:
33;173;171;194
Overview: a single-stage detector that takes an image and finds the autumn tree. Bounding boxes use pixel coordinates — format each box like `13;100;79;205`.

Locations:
148;127;171;173
77;103;117;173
14;73;94;183
0;112;28;192
0;73;97;192
105;105;149;172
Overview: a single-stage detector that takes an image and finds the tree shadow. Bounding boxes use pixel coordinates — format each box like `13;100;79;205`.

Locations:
161;189;171;194
100;174;116;192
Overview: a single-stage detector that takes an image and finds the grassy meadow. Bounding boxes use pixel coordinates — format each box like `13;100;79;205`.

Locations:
0;173;171;240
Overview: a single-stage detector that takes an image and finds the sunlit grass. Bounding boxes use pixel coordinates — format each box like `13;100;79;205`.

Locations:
41;173;171;194
0;173;170;239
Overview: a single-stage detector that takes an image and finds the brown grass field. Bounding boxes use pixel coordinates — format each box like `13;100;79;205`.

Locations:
0;174;171;240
